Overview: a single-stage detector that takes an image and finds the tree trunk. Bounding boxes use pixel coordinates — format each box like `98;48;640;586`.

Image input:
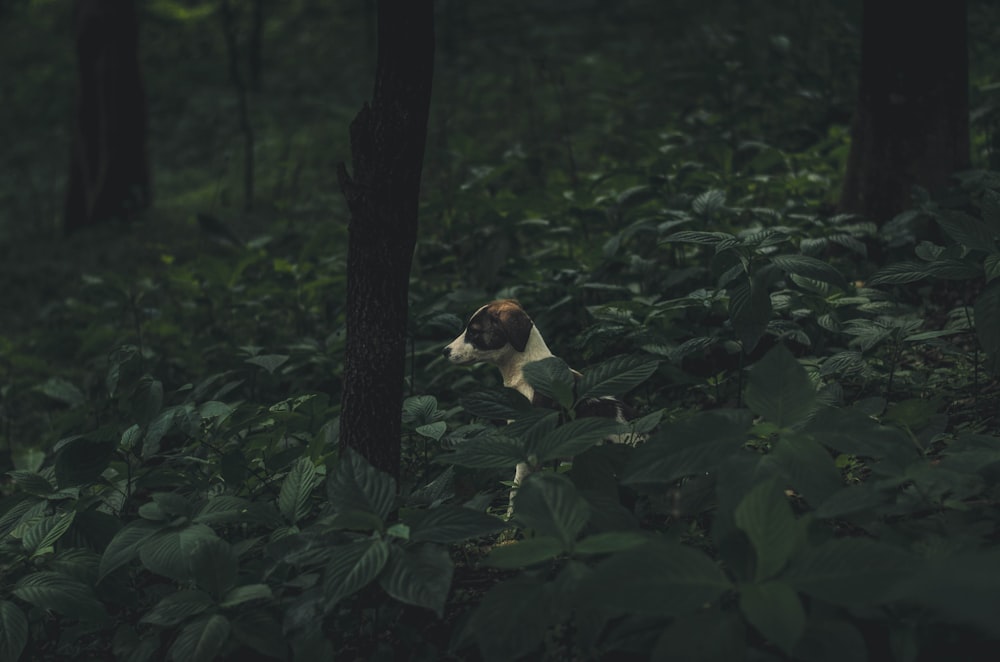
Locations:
337;0;434;480
839;0;969;224
65;0;150;233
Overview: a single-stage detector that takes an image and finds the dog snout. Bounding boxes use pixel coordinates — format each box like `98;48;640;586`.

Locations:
442;346;452;358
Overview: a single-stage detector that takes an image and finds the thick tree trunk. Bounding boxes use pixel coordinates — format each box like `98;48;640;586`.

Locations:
840;0;969;223
337;0;434;479
65;0;150;233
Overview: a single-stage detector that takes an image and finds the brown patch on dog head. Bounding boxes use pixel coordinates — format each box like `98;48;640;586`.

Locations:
487;299;533;352
462;299;534;352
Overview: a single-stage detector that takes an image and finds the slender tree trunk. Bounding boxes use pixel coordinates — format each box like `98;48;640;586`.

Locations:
65;0;150;233
337;0;434;479
840;0;969;224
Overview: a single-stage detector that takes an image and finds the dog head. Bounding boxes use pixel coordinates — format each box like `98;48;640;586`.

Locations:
442;299;534;366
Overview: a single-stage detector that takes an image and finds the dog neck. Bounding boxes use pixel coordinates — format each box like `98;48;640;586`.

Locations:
497;326;554;402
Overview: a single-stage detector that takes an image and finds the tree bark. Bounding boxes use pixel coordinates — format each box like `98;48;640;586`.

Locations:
65;0;150;233
839;0;969;223
337;0;434;480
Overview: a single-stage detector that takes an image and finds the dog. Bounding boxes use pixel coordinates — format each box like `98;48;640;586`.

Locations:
443;299;638;512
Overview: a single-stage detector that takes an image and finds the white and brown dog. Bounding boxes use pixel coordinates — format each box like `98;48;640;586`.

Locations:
443;299;636;510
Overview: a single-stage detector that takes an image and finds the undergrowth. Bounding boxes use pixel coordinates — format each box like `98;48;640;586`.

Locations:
2;1;1000;660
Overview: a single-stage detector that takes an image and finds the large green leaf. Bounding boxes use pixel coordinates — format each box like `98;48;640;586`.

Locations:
404;505;504;543
278;457;321;524
728;273;771;353
456;575;553;662
378;544;453;617
771;254;848;291
652;607;746;662
935;209;997;252
885;550;1000;635
530;417;625;464
739;581;805;655
219;584;273;609
512;473;590;549
523;357;576;409
322;537;390;610
785;538;916;607
0;600;28;662
460;388;532;420
23;511;76;557
35;377;85;407
576;355;660;400
483;536;565;568
13;571;107;623
974;279;1000;359
168;613;230;662
581;541;733;616
140;590;214;626
622;410;752;487
744;344;817;428
438;432;526;469
188;538;237;599
139;524;218;583
765;433;843;506
327;448;396;522
98;519;162;582
733;478;800;580
867;260;938;285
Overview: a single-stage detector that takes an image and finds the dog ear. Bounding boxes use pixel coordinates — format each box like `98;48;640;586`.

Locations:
499;308;533;352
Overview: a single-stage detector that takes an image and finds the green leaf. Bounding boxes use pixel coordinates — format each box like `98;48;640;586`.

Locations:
771;254;848;291
98;519;162;582
457;575;552;662
623;410;752;487
132;377;164;427
573;531;648;555
484;536;565;568
692;189;728;217
652;608;746;662
219;584;273;609
327;448;396;522
13;572;107;623
581;541;732;616
728;273;771;352
402;395;440;425
935;209;997;251
766;433;843;506
168;613;230;662
576;355;659;400
279;457;321;524
404;505;504;543
25;511;76;557
739;581;805;654
139;524;218;583
868;260;939;285
323;538;390;610
0;601;28;662
54;438;115;488
662;230;735;245
513;473;590;549
460;388;532;420
975;279;1000;359
438;432;526;469
744;344;817;428
188;538;237;599
523;357;576;409
733;478;800;581
530;417;625;464
415;421;447;441
245;354;289;375
885;550;1000;634
35;377;85;407
140;590;214;626
785;538;916;607
378;544;453;617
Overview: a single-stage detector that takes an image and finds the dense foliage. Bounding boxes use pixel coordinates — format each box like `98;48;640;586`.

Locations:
2;0;1000;660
